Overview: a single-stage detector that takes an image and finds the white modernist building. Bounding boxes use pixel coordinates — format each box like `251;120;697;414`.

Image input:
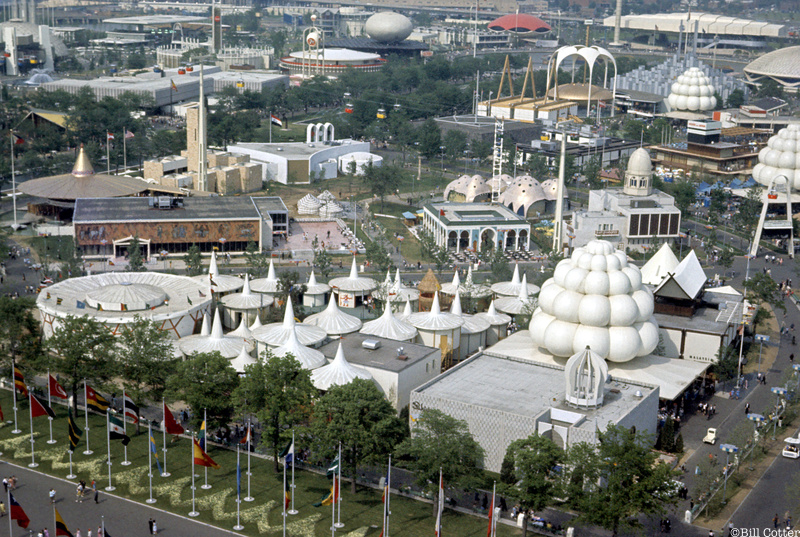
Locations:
421;202;531;253
568;148;681;252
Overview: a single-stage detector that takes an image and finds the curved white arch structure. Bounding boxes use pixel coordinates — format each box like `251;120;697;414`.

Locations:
545;45;617;118
306;122;335;143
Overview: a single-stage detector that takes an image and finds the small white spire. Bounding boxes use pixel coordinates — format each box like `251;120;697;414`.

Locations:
384;269;392;286
394;268;401;286
349;256;359;279
511;264;520;286
282;295;296;328
403;299;413;317
451;270;461;289
200;312;211;336
518;273;530;303
487;300;498;317
451;290;463;316
325;293;340;313
210;308;224;339
308;270;318;287
241;273;252;296
333;341;347;364
266;259;277;281
465;265;475;287
230;316;253;340
209;251;220;278
430;291;442;315
249;314;263;331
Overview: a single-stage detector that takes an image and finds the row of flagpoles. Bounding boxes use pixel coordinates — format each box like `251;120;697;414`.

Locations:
105;128;136;173
7;489;111;537
5;369;501;536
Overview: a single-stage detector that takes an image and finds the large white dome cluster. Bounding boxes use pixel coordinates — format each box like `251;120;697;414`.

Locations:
667;67;717;112
529;240;659;363
752;124;800;189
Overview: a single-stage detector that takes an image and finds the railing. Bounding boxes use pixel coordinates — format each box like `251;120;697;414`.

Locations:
594;229;619;237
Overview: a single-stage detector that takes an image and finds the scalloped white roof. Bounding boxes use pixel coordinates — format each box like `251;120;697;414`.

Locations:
252;296;327;347
752;124;800;189
231;345;258;374
311;341;373;391
396;299;414;322
476;300;511;326
360;303;418;341
444;174;491;203
499;176;547;216
490;265;540;297
329;257;378;293
408;292;464;331
304;295;363;336
179;308;246;358
229;316;254;340
450;291;490;334
298;193;322;215
192;251;244;294
249;314;263;331
667;67;717;111
529;239;659;363
319;201;344;218
441;266;491;298
494;274;537;315
305;270;331;295
221;274;275;310
251;260;280;294
272;325;327;369
640;243;679;286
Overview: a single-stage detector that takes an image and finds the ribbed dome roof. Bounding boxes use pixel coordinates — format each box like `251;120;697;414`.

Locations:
220;274;275;310
251;260;280;294
488;13;551;34
627;148;652;176
252;296;327;347
311;342;373;391
304;295;363;336
85;282;166;312
539;179;560;201
360;303;418;342
329;257;378;293
305;270;331;295
272;325;327;369
408;292;464;331
297;193;322;215
319;201;344;218
499;176;547;216
476;300;511;326
179;309;247;359
744;46;800;79
667;67;717;111
444;174;491;203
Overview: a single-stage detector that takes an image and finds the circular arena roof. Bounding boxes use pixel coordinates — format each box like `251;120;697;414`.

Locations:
744;46;800;91
287;48;381;63
488;13;550;35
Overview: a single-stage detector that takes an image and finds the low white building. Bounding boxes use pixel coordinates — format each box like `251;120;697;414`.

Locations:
338;151;383;175
421;202;531;252
568;148;681;252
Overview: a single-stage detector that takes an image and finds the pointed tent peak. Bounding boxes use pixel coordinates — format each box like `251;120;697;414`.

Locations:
282;296;296;328
349;256;359;279
333;341;347;364
465;265;475;287
380;303;394;320
283;323;303;350
200;312;211;336
232;344;257;374
231;315;253;339
451;290;463;316
451;270;461;288
487;300;498;316
403;299;413;317
71;145;95;177
325;293;341;313
208;251;220;278
266;259;277;282
518;273;530;302
241;273;252;296
308;270;318;287
511;264;520;286
211;308;224;339
394;268;402;286
249;314;263;331
384;269;392;286
430;291;442;315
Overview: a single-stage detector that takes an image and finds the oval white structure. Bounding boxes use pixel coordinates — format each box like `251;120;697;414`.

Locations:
365;12;413;43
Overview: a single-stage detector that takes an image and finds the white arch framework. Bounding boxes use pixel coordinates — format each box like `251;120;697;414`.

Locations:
544;45;617;118
306;122;335;143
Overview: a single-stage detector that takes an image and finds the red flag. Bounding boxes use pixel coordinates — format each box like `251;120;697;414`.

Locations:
14;366;27;397
163;402;185;435
9;493;30;529
240;426;251;445
193;438;220;468
49;374;68;399
0;400;4;421
12;133;24;145
486;492;494;537
30;394;56;419
106;132;114;141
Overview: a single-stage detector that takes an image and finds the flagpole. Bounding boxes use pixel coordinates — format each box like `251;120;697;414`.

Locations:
105;411;115;491
387;455;392;537
330;475;336;537
288;429;297;515
146;422;156;504
201;408;210;489
67;449;76;479
8;489;13;537
83;379;92;455
282;449;287;537
234;445;243;531
47;370;56;444
161;399;170;477
335;442;343;528
11;366;20;434
28;391;38;467
10;132;17;229
106;132;110;174
123;129;127;171
121;387;130;466
490;481;496;537
381;459;387;537
189;434;199;517
269;109;272;143
245;417;253;501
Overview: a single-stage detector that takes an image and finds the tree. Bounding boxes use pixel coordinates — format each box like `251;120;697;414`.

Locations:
442;130;467;162
670;180;696;214
583;155;602;189
0;296;42;372
361;163;404;212
183;244;203;276
743;272;784;313
244;240;270;278
726;89;745;108
395;409;484;512
756;78;784;99
47;315;117;414
501;433;564;537
312;236;333;279
165;351;240;432
707;188;729;226
127;235;146;272
417;118;442;159
733;186;762;243
718;247;735;276
233;352;317;472
574;424;678;536
525;153;550;179
117;316;177;420
365;236;391;274
308;378;405;493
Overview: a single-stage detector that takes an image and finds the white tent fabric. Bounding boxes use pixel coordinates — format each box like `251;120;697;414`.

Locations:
329;257;378;292
221;274;275;310
297;193;322;215
375;268;419;303
319;201;344;218
252;296;327;347
311;341;372;391
491;264;540;297
640;243;680;286
319;190;336;202
655;249;707;300
476;300;511;327
305;270;331;296
251;260;280;294
450;290;490;334
360;303;418;342
229;316;254;340
304;294;363;336
192;251;244;294
272;325;327;369
200;313;211;336
396;299;414;322
231;345;258;374
441;267;491;298
408;292;464;331
179;308;247;358
249;314;263;331
495;274;537;315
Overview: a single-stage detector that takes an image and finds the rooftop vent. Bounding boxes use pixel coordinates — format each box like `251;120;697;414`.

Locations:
362;339;381;350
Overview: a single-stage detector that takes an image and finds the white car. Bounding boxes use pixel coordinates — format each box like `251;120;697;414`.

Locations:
703;428;717;445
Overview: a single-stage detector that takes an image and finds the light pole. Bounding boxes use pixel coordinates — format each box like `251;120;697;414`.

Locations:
719;443;738;505
794;363;800;393
440;146;445;171
747;413;765;469
755;334;769;375
464;150;470;175
771;386;787;440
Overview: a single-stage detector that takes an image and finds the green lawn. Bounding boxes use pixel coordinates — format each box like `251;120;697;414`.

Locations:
0;390;517;536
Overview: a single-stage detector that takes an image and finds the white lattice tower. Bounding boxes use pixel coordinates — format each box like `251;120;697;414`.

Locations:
491;119;504;203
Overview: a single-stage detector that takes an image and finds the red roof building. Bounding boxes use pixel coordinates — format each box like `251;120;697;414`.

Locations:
488;14;551;35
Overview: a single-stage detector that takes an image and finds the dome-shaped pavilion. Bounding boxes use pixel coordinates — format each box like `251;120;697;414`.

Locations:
304;294;363;337
311;342;373;391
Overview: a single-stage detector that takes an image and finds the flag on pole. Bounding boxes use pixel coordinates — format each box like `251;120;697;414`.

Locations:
486;488;495;537
271;114;283;127
54;507;73;537
171;79;178;92
30;394;56;419
12;133;24;145
279;439;294;463
149;432;163;475
314;477;339;507
49;374;68;399
435;470;444;537
326;454;339;478
124;129;135;139
163;402;185;435
14;366;27;396
240;425;252;445
193;438;220;468
285;479;292;509
0;400;4;421
199;419;207;450
108;414;131;445
68;408;82;451
106;132;114;141
123;394;139;423
86;385;110;412
9;493;30;528
76;300;87;309
236;448;242;497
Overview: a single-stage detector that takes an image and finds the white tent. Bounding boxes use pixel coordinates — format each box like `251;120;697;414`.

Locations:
179;308;247;359
360;303;418;342
304;294;363;336
251;259;280;295
494;274;537;315
252;296;327;348
640;243;680;287
396;299;414;322
272;325;327;369
311;341;373;391
231;344;258;374
490;264;540;297
654;250;707;301
303;270;331;308
192;251;244;294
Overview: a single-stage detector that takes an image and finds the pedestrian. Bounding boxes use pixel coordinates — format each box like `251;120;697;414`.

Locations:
148;519;154;535
94;489;99;504
76;483;83;502
775;514;780;529
152;519;157;535
87;530;92;537
709;530;714;537
43;529;49;537
3;477;8;493
728;522;733;536
791;354;795;364
0;500;5;517
49;488;56;504
76;530;81;537
745;403;750;414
